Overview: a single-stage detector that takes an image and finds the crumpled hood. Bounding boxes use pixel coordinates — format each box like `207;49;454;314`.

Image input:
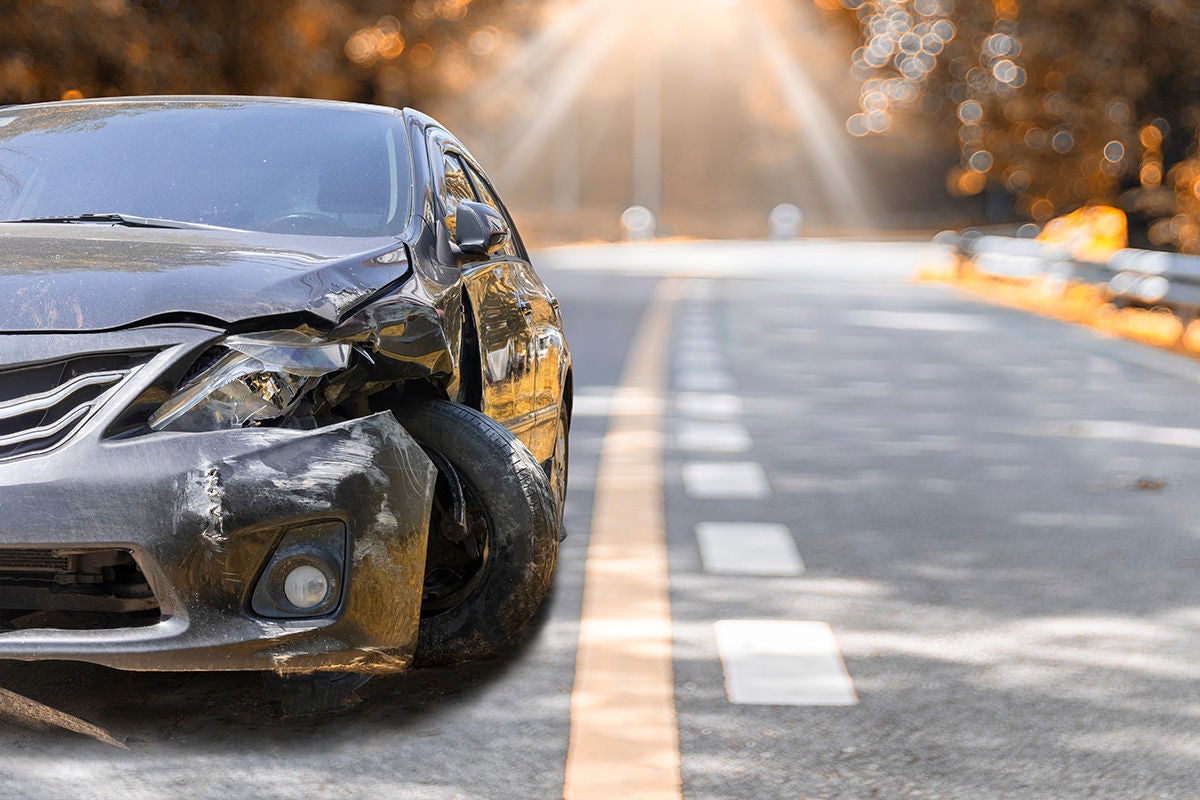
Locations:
0;224;410;332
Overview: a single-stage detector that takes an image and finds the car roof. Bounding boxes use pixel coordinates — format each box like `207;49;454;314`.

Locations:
1;95;404;117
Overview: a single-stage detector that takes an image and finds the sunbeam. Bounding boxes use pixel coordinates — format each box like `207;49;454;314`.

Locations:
466;0;607;103
747;1;876;226
493;12;623;186
442;0;881;236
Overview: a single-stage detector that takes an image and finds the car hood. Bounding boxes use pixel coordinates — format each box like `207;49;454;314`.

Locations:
0;224;410;332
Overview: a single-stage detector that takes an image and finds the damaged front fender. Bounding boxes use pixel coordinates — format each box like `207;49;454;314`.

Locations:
330;266;465;399
0;412;435;674
337;297;457;381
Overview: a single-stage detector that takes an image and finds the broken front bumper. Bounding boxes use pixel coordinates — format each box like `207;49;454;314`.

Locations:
0;330;435;674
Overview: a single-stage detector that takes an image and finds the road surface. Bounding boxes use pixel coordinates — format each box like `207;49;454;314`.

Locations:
2;240;1199;799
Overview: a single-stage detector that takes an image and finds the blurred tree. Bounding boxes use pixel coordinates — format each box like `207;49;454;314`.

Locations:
821;0;1200;250
0;0;540;113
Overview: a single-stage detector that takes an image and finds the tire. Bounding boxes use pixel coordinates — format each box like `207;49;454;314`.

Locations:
543;401;570;536
396;400;559;666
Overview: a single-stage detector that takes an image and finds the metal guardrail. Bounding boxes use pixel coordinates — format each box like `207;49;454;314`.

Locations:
948;230;1200;316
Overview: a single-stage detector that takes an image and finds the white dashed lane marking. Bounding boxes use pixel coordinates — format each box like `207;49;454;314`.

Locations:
696;523;803;576
675;371;735;392
715;620;858;706
571;388;615;418
682;462;770;499
1045;419;1200;449
675;392;744;420
674;290;854;713
675;421;752;453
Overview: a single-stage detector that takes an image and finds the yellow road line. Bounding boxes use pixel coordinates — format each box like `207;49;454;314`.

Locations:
563;278;684;800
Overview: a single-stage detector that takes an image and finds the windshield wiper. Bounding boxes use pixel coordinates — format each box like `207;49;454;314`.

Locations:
0;213;225;230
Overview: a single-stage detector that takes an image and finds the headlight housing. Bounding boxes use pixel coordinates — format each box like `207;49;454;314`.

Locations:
149;330;351;432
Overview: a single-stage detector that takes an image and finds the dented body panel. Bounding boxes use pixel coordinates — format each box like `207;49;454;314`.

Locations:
0;225;412;331
0;385;435;672
0;97;570;675
412;123;572;464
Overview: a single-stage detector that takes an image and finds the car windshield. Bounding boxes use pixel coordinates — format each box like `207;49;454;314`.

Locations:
0;100;413;237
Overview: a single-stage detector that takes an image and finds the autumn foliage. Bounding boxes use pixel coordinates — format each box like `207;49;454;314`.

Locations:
0;0;534;110
825;0;1200;250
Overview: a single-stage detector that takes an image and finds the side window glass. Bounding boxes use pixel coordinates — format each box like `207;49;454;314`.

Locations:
464;163;518;258
440;152;475;238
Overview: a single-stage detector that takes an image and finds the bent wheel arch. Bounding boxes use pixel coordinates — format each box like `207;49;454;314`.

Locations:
396;399;558;665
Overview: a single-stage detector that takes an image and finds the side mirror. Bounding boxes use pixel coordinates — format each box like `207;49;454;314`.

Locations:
454;201;509;257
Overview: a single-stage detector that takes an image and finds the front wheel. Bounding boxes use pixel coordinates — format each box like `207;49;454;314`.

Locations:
397;400;559;666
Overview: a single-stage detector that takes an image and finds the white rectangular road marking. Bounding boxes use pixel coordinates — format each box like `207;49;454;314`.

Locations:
676;392;744;420
696;523;803;576
1071;420;1200;449
571;388;667;418
571;390;615;418
676;421;752;453
715;620;857;706
682;462;770;498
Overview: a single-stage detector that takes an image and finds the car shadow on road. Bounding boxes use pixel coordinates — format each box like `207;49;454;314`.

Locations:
0;583;560;749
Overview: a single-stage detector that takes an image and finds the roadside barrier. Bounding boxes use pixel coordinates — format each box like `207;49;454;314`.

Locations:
949;230;1200;319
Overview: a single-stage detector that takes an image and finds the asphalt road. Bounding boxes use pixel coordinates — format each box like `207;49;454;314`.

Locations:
3;240;1200;799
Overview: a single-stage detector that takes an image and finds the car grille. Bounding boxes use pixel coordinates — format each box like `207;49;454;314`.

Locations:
0;351;154;460
0;547;161;631
0;548;70;572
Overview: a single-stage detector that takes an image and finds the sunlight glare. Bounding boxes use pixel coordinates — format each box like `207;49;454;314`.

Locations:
748;2;875;225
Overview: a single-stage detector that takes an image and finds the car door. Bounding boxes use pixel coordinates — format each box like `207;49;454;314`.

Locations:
460;159;568;465
428;137;539;453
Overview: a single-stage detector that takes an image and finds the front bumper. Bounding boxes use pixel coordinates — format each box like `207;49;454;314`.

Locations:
0;330;435;674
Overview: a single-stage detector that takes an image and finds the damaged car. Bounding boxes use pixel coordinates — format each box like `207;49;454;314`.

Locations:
0;96;571;699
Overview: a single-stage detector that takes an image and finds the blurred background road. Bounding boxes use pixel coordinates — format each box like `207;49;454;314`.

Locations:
4;240;1200;798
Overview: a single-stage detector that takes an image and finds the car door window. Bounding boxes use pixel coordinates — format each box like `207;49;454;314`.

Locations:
462;162;518;258
439;152;476;239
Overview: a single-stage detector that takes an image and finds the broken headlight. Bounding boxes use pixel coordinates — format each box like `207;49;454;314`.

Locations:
149;330;351;432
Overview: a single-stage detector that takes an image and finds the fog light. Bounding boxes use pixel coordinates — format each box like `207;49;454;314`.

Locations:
250;521;347;619
284;564;330;609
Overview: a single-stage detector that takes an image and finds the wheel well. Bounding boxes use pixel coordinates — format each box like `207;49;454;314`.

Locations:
562;368;573;423
458;289;483;411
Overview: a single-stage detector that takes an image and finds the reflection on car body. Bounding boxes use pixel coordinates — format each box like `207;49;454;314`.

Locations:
0;96;571;699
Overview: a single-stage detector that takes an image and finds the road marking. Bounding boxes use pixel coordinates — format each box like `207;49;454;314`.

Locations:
682;462;770;498
571;388;615;417
847;310;991;332
1056;420;1200;449
675;371;735;392
715;620;858;706
676;392;744;419
676;421;752;453
564;279;683;800
696;523;803;576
